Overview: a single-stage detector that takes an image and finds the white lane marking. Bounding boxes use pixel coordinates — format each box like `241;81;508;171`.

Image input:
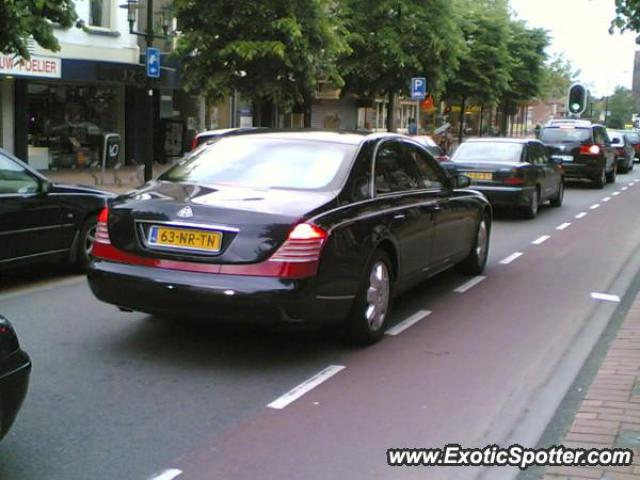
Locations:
500;252;523;265
575;212;588;219
268;365;345;410
556;223;571;231
590;292;621;303
602;196;611;202
454;275;486;293
589;204;600;210
149;469;183;480
386;310;432;336
612;191;621;196
622;186;629;191
532;235;550;245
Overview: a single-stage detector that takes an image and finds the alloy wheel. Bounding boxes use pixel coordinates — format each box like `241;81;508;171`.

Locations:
365;261;390;332
84;224;97;258
476;219;488;264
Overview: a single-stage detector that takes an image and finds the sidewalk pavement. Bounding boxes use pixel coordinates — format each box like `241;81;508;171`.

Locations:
543;294;640;479
45;163;174;195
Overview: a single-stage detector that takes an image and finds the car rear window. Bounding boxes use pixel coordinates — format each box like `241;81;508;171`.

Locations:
160;137;357;191
539;127;592;143
452;142;523;163
625;132;640;143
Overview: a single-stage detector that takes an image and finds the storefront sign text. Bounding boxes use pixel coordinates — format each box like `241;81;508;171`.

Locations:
0;54;61;79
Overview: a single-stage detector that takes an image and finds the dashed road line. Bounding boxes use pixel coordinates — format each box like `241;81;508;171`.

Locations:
622;186;629;191
613;191;621;196
499;252;523;265
602;196;611;202
556;223;571;231
532;235;550;245
454;275;486;293
589;204;600;210
590;292;621;303
386;310;432;336
575;212;588;219
268;365;345;410
149;469;183;480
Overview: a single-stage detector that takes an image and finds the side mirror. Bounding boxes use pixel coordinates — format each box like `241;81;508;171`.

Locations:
39;179;53;194
454;174;472;189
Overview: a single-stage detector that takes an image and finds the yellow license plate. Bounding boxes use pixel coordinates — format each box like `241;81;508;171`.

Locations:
148;226;222;252
464;172;493;181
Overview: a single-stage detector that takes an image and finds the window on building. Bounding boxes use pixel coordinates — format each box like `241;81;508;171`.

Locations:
89;0;111;28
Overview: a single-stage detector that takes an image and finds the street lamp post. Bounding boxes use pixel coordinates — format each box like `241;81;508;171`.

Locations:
119;0;174;182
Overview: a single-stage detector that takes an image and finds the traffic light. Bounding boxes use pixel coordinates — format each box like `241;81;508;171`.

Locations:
567;83;588;116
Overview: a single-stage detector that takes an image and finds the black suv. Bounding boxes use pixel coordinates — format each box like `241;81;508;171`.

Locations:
539;120;616;188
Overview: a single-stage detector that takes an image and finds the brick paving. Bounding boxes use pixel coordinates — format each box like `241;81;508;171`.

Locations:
543;297;640;479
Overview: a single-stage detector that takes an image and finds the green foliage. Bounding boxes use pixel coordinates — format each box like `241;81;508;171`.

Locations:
611;0;640;35
538;54;580;101
339;0;464;100
606;86;635;128
445;0;512;103
0;0;77;58
173;0;348;110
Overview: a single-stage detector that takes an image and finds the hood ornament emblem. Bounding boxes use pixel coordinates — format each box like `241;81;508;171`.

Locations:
177;206;193;218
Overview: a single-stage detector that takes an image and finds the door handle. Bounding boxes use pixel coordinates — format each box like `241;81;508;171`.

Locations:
393;213;406;220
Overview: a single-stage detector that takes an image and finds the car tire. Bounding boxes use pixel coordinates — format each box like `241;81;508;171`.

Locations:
346;250;393;345
550;179;564;207
456;214;490;276
593;168;606;189
606;164;617;183
619;163;629;174
630;159;635;172
521;189;539;219
76;215;97;271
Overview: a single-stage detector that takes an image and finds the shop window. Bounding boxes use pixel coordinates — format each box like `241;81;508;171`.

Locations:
27;84;122;169
89;0;111;28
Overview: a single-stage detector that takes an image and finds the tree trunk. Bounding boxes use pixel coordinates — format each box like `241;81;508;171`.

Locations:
386;91;397;132
479;103;485;137
303;93;312;128
458;96;466;144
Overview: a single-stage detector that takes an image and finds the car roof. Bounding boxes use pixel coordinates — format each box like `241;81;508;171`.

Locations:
198;129;410;146
461;137;535;145
545;118;592;127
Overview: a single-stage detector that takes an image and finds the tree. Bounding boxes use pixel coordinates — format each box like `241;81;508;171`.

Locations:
604;86;635;128
611;0;640;35
339;0;465;131
445;0;512;141
538;54;580;101
498;20;549;135
0;0;77;58
173;0;348;127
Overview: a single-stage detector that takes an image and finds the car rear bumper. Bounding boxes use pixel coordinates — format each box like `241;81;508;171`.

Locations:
88;259;354;325
562;162;604;180
0;349;31;439
469;186;534;207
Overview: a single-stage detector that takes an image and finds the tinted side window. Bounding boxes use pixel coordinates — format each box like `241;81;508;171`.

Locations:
594;127;607;145
374;141;422;194
530;144;547;164
344;142;373;202
404;144;446;189
0;153;39;194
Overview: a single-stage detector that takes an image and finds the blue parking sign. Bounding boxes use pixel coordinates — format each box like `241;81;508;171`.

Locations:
146;47;160;78
411;77;427;99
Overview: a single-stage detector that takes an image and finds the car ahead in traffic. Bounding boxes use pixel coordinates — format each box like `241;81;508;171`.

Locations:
538;121;616;188
608;129;635;173
0;148;113;271
0;315;31;441
442;138;564;219
411;135;449;162
622;130;640;161
88;131;491;345
189;127;265;151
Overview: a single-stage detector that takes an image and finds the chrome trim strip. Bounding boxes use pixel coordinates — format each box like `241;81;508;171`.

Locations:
0;224;67;236
315;294;356;300
0;248;70;263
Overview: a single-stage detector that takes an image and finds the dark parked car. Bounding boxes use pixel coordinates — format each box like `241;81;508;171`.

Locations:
189;127;265;151
0;315;31;441
622;130;640;160
608;129;635;173
0;148;113;271
539;121;616;188
412;135;450;162
88;131;491;344
443;138;564;219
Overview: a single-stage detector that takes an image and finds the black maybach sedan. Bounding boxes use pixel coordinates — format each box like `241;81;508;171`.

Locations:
0;148;113;271
88;131;492;344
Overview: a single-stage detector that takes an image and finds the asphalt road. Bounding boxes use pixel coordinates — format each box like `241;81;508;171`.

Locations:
2;170;640;480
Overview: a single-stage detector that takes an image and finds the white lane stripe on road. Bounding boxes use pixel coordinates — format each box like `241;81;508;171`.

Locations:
622;186;629;191
454;275;486;293
556;223;571;231
532;235;550;245
149;469;182;480
590;292;621;303
386;310;432;336
602;196;611;202
268;365;345;410
500;252;523;265
575;212;588;219
589;204;600;210
613;191;621;196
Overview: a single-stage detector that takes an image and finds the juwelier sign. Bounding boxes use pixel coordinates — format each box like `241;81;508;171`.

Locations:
0;54;61;79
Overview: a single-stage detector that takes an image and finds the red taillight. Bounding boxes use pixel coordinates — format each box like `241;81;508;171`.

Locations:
616;147;626;156
503;168;524;185
270;223;327;265
94;207;111;246
190;136;198;151
579;144;600;155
